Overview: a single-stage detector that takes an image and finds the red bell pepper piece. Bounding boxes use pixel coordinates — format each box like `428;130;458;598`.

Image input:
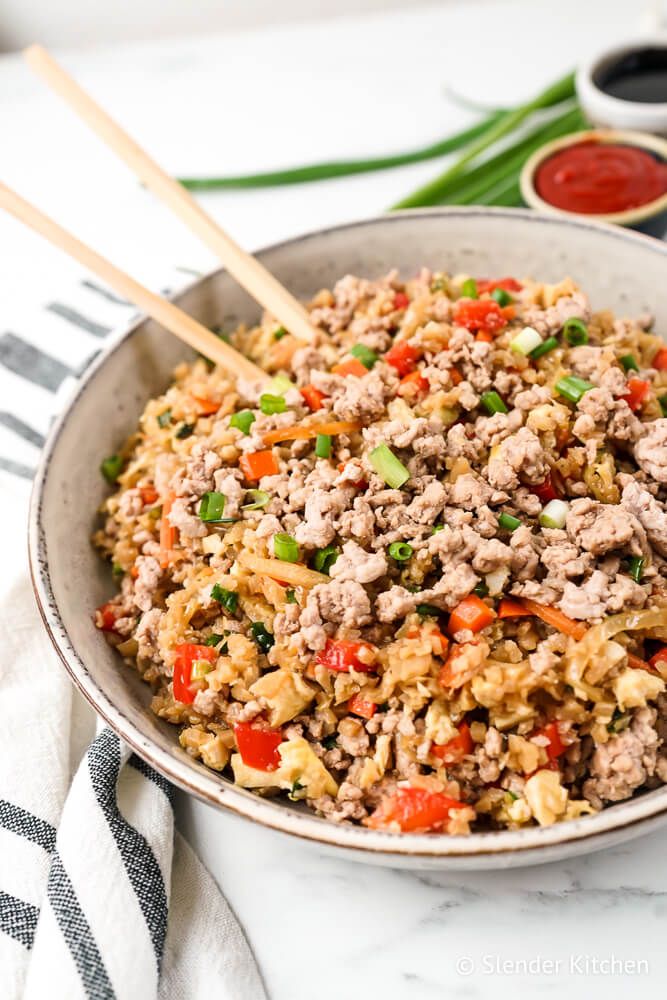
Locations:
393;291;410;310
139;485;159;506
453;298;507;334
397;370;429;396
652;347;667;371
532;721;566;761
649;648;667;671
448;594;496;636
366;786;469;832
239;450;279;481
96;601;120;632
172;643;218;704
300;384;326;411
384;341;420;376
432;721;473;764
531;474;559;503
234;722;283;771
347;694;377;719
621;377;651;412
476;277;522;294
316;639;376;673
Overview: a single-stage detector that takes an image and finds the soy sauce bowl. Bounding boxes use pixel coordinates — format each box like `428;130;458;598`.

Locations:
576;40;667;135
520;128;667;238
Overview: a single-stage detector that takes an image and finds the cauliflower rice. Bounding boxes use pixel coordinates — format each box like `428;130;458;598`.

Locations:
93;268;667;835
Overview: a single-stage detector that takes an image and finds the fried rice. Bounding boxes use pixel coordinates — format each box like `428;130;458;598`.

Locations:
93;268;667;835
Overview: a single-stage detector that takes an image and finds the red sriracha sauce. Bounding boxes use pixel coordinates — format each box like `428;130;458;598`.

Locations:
535;140;667;215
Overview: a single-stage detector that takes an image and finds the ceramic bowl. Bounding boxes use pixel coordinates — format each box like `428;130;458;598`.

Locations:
576;40;667;136
520;128;667;236
29;207;667;870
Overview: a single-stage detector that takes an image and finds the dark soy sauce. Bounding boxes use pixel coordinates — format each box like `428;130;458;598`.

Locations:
593;47;667;104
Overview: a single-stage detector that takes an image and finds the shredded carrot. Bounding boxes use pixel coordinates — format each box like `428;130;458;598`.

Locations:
159;492;177;569
300;384;326;411
262;420;361;447
191;395;221;416
475;330;494;343
518;598;587;640
517;598;652;672
448;367;463;385
497;598;533;620
238;552;328;589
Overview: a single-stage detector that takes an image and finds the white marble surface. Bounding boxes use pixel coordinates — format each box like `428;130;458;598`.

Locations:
1;2;666;996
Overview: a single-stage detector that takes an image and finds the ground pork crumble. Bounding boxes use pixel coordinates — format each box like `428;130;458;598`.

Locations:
93;269;667;835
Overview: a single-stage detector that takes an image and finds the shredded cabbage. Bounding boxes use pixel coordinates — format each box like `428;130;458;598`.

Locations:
564;607;667;692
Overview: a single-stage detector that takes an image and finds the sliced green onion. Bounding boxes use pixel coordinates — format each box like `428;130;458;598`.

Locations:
157;408;172;428
460;278;478;299
473;582;489;598
211;584;238;613
480;390;508;415
285;588;297;604
350;344;378;369
112;562;124;579
530;336;559;359
274;532;299;563
199;491;227;522
242;489;270;510
431;524;444;534
416;603;441;617
250;621;274;653
628;556;644;583
204;632;227;647
369;443;410;488
268;373;294;395
620;354;639;373
259;393;287;415
538;499;570;529
555;375;594;403
230;410;255;435
313;545;339;574
563;318;589;345
322;733;338;750
273;326;288;340
191;659;215;681
498;512;522;532
315;433;332;458
660;394;667;417
101;454;124;484
510;326;542;356
175;422;195;439
388;541;413;561
491;287;513;307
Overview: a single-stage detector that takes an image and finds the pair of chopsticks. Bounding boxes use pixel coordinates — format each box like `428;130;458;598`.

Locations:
0;45;320;383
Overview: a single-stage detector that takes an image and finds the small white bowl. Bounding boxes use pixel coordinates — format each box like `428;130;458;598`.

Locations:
577;40;667;135
520;128;667;234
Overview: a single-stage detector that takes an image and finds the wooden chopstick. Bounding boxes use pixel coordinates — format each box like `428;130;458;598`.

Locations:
0;181;266;382
24;44;318;345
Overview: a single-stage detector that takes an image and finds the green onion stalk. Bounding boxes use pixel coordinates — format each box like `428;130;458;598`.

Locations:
391;71;577;209
178;112;505;191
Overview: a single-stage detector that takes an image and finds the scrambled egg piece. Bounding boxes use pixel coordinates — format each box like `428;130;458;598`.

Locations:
613;668;665;710
231;737;338;799
250;669;315;726
524;770;568;826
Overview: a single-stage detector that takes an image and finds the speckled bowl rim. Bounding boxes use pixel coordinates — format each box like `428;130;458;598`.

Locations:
520;128;667;226
28;206;667;863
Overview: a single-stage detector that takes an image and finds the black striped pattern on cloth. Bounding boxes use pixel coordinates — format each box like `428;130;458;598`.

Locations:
0;270;193;481
1;730;172;995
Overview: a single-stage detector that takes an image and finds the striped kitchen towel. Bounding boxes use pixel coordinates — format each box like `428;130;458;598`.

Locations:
0;273;267;1000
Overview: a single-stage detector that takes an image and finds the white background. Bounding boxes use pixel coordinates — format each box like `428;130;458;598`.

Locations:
1;1;666;998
